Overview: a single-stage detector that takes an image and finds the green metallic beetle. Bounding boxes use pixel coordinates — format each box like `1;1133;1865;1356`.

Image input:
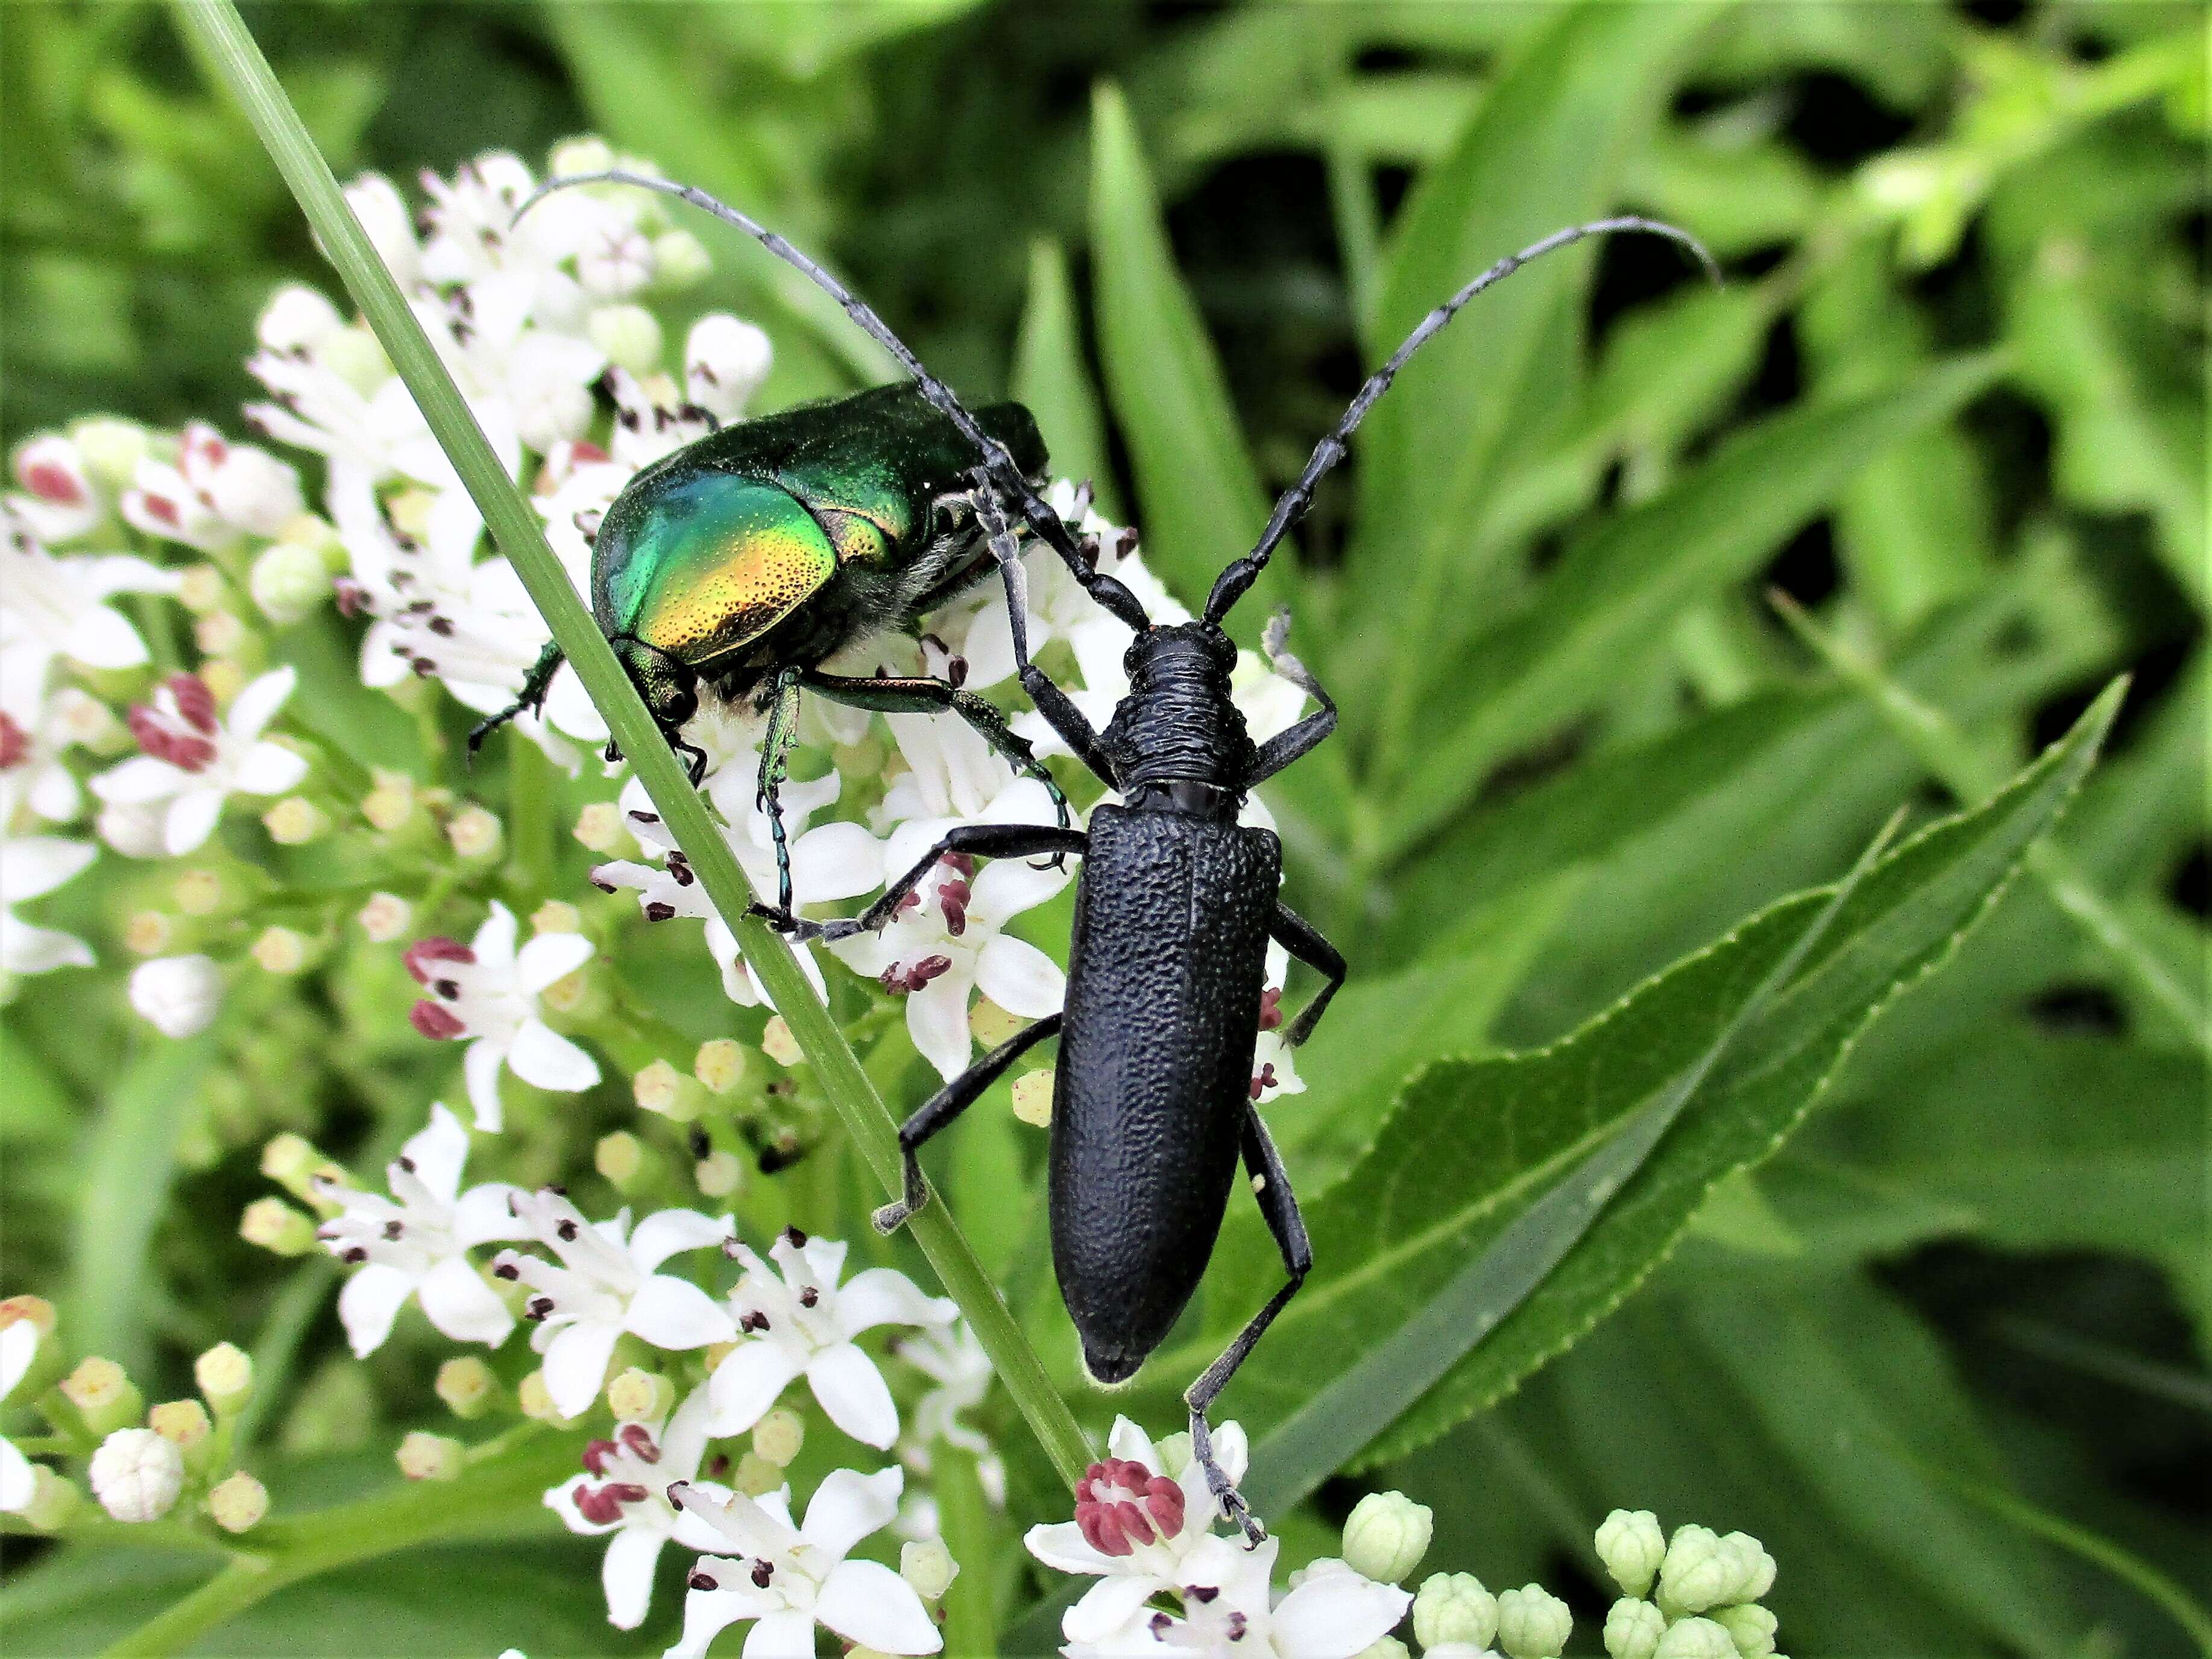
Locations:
470;381;1070;911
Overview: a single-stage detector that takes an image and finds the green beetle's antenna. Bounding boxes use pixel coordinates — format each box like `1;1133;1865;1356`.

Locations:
515;171;1153;638
1202;216;1718;627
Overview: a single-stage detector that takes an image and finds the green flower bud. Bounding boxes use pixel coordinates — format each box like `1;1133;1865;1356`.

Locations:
734;1451;784;1496
652;228;712;290
249;538;332;625
1653;1617;1736;1659
1713;1604;1777;1658
900;1538;958;1601
1413;1572;1498;1649
240;1197;317;1256
634;1058;704;1122
1596;1508;1666;1598
1660;1526;1772;1614
1602;1598;1665;1659
589;304;664;377
70;417;149;490
1343;1490;1432;1583
20;1465;81;1531
695;1039;749;1095
1496;1585;1572;1658
549;136;616;177
1350;1640;1408;1659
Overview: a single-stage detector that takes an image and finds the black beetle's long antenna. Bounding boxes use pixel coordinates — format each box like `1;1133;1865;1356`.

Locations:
515;171;1152;634
1202;216;1719;626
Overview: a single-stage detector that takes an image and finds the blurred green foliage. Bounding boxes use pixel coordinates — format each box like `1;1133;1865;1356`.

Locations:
3;1;2206;1654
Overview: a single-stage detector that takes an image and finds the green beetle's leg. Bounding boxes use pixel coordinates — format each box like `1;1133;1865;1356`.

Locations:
800;668;1076;854
967;482;1120;795
753;666;804;920
465;641;566;764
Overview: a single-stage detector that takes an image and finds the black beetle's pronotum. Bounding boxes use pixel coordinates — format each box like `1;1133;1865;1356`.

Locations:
530;169;1712;1537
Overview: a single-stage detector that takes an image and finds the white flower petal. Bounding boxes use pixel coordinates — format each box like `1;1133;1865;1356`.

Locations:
788;821;885;904
804;1341;901;1449
162;788;225;856
507;1020;600;1094
225;666;296;741
706;1341;802;1438
740;1607;818;1659
667;1584;773;1659
88;755;181;807
61;604;150;670
905;965;977;1086
0;837;95;904
400;1102;471;1204
1023;1519;1118;1578
1105;1417;1161;1469
472;900;520;968
660;1387;714;1484
336;1262;415;1358
628;1209;734;1273
542;1318;620;1418
0;1437;35;1514
975;935;1065;1019
1270;1571;1414;1659
464;1037;507;1133
625;1274;738;1351
452;1182;529;1248
602;1523;664;1631
817;1558;941;1654
1065;1573;1168;1644
0;1320;38;1399
515;930;594;993
798;1464;903;1561
415;1256;514;1348
831;1268;955;1341
969;846;1072;930
232;741;309;797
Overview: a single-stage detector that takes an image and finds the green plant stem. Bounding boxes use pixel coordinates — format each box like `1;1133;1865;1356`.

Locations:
173;0;1088;1518
98;1435;584;1659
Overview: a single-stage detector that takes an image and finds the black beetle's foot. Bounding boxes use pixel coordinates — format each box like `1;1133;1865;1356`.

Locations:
871;1194;923;1235
1191;1411;1267;1547
746;904;862;946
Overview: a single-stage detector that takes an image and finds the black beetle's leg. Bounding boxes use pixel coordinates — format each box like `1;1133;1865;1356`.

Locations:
872;1013;1062;1235
804;669;1083;843
966;483;1123;792
749;821;1087;942
465;641;566;764
1188;1104;1311;1547
1268;900;1346;1049
1246;610;1338;787
753;667;803;919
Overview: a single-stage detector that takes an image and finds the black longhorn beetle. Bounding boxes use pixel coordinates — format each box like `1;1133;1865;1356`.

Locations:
526;168;1713;1538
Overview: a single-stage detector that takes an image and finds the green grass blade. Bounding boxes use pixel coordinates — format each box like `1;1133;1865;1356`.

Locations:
1380;355;2002;860
174;0;1086;1519
1088;80;1272;628
1013;236;1121;519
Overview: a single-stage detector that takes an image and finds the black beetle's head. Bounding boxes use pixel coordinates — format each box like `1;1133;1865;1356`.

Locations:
611;637;698;733
1123;620;1235;687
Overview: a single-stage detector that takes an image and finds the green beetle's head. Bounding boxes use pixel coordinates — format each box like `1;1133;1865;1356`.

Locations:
611;635;698;733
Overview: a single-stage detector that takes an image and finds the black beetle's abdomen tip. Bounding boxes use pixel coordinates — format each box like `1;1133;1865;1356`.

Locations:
1080;1341;1144;1388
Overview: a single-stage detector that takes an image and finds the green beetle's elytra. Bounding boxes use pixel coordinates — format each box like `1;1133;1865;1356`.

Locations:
468;382;1060;913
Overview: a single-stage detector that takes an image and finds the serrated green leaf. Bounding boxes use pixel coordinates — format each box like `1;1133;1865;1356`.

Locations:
1163;684;2114;1490
1088;81;1271;625
1011;236;1120;519
1383;354;2003;860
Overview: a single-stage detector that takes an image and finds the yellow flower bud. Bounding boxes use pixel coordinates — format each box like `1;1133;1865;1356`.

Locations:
174;869;224;916
176;565;229;615
607;1368;674;1424
751;1408;804;1467
695;1148;744;1199
734;1452;785;1497
900;1538;958;1601
574;801;630;854
148;1399;212;1451
251;926;311;975
761;1016;802;1067
532;900;582;936
207;1470;269;1534
634;1058;702;1121
435;1357;499;1420
1010;1070;1054;1127
62;1358;144;1438
694;1038;748;1095
357;891;412;942
262;796;328;845
447;805;503;862
395;1431;464;1481
195;1342;253;1416
239;1197;317;1256
124;911;174;955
